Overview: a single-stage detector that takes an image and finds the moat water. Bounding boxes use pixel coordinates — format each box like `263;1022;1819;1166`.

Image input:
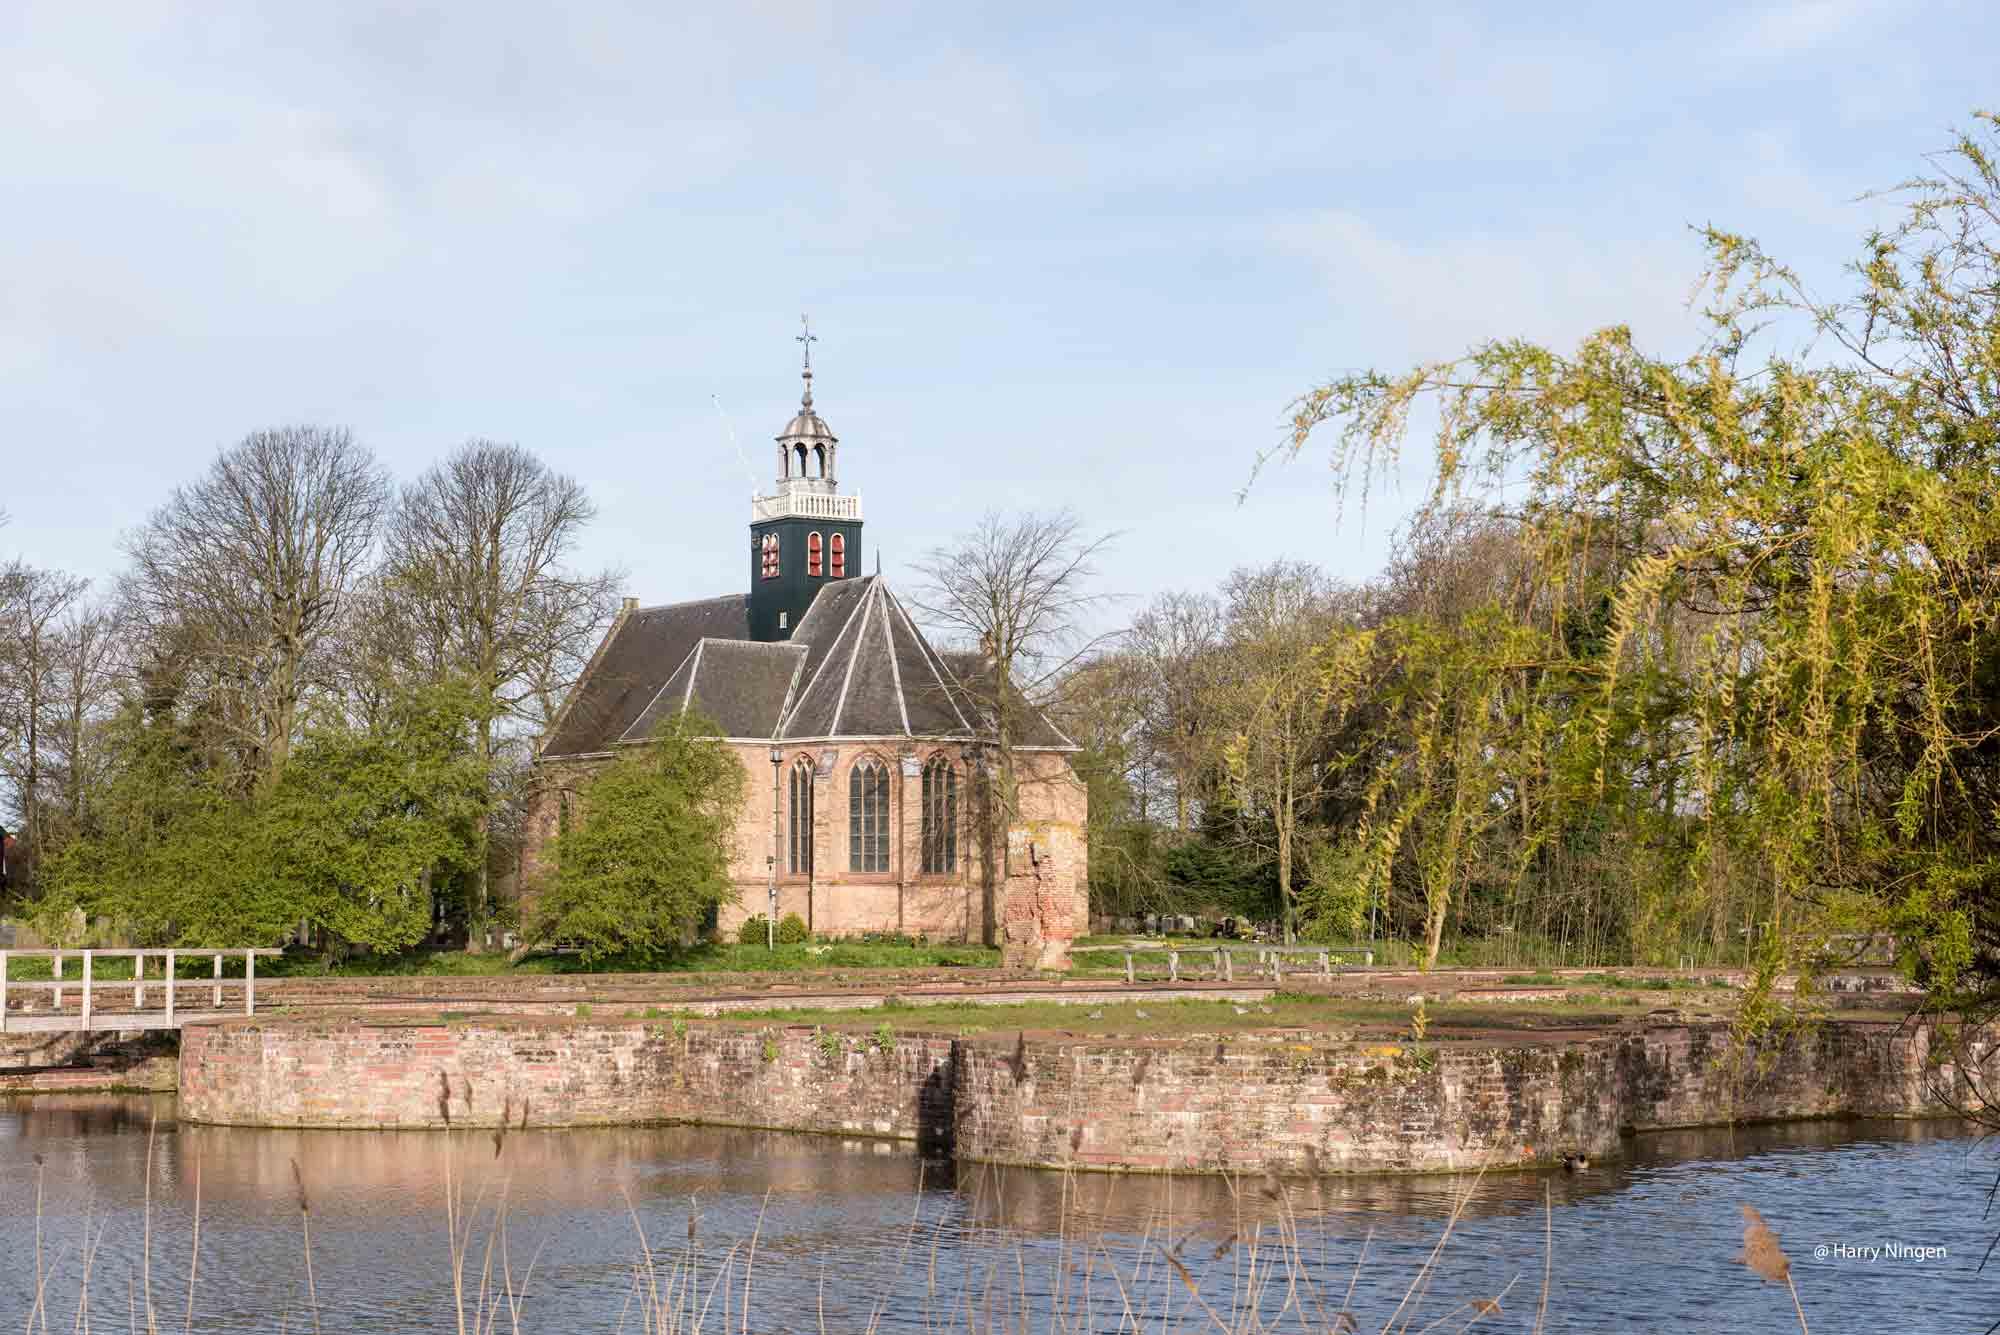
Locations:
0;1096;1991;1332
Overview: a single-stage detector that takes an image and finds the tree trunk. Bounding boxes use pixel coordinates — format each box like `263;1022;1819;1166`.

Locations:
18;589;46;887
471;709;495;939
261;621;302;787
1276;809;1295;944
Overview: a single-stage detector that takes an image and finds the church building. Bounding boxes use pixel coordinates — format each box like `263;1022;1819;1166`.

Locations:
524;332;1088;957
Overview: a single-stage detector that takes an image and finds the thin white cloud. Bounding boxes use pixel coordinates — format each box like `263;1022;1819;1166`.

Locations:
1740;0;1880;56
1271;210;1704;367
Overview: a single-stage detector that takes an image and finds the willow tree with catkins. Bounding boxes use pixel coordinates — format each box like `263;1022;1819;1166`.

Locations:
1285;116;2000;997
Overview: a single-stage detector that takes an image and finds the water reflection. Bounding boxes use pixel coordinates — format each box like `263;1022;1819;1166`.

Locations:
1;1095;1993;1332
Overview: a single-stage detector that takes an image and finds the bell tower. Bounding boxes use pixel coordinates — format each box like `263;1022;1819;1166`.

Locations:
748;317;864;642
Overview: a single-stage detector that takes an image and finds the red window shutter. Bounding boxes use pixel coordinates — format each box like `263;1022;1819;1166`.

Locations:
808;531;823;577
830;533;845;578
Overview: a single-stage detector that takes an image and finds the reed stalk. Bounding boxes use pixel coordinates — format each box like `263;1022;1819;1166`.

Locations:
291;1159;320;1335
184;1153;201;1335
13;1134;1625;1333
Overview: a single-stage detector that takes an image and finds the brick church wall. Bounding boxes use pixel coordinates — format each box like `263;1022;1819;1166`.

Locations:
522;741;1088;949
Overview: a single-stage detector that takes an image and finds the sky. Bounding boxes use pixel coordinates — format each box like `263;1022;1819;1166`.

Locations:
4;1;1994;623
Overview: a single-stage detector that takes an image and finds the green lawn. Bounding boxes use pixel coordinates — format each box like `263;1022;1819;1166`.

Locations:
0;939;1002;981
670;993;1638;1039
261;940;1003;978
1499;971;1736;991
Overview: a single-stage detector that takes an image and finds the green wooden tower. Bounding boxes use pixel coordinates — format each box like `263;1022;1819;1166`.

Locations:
748;319;862;643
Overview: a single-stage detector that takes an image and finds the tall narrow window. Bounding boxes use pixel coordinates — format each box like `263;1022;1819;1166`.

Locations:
788;758;814;875
830;532;846;578
807;531;824;577
849;757;889;872
760;532;780;579
921;756;957;873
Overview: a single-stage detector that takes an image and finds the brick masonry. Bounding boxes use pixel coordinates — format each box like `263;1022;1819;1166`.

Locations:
178;1016;961;1151
1;1030;178;1094
519;745;1088;945
175;1013;1994;1173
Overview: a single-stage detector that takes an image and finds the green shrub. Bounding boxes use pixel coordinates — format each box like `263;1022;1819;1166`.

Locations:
777;912;810;944
1300;839;1369;942
738;914;770;945
533;712;747;963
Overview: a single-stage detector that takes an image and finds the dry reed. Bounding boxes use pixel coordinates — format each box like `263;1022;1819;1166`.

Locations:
9;1125;1601;1334
1738;1203;1810;1333
290;1158;320;1335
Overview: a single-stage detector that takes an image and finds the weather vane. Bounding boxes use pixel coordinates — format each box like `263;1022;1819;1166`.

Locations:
796;314;817;407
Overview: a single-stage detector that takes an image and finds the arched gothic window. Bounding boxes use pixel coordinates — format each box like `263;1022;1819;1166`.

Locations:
760;532;780;580
793;443;808;478
813;443;827;477
807;531;824;577
921;756;957;873
830;532;845;578
788;758;814;875
849;756;889;873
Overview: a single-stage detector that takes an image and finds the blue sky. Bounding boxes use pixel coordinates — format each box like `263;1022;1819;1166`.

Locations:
4;1;1992;620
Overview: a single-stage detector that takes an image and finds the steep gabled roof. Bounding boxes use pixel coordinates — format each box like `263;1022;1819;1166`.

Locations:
539;594;749;757
539;576;1078;757
936;649;1078;750
779;577;977;740
784;574;871;687
620;638;806;741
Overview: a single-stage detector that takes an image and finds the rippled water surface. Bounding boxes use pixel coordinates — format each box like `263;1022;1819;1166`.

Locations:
1;1096;1993;1331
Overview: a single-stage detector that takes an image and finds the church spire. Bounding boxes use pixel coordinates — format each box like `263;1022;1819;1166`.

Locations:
750;317;862;643
797;313;817;410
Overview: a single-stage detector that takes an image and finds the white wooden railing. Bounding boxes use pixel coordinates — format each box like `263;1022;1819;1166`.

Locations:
1113;944;1375;985
750;490;863;522
0;948;284;1034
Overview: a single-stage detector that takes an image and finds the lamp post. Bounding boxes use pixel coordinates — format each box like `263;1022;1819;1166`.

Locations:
769;745;784;950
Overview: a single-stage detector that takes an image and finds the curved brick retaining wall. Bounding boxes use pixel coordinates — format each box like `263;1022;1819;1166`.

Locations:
176;1015;1985;1174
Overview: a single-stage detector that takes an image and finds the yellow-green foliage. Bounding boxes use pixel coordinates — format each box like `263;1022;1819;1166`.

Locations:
1289;115;2000;1001
1299;837;1369;941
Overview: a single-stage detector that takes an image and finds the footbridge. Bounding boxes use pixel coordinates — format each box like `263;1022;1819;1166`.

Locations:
0;948;283;1033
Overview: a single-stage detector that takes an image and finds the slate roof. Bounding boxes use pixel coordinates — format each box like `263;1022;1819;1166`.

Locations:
621;639;806;742
935;651;1078;750
539;577;1076;756
538;594;749;756
778;577;974;739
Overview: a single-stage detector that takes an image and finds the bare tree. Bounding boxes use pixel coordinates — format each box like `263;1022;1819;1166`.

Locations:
0;563;91;883
380;439;622;923
911;509;1116;941
124;427;388;786
1127;590;1226;831
44;597;125;843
